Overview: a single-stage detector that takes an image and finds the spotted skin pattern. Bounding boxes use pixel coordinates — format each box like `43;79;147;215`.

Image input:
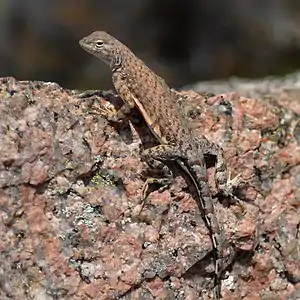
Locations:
80;31;234;299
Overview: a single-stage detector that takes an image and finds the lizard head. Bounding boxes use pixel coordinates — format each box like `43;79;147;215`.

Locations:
79;31;124;68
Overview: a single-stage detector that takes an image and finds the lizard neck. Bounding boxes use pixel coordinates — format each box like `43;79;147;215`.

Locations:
110;46;135;72
111;54;122;72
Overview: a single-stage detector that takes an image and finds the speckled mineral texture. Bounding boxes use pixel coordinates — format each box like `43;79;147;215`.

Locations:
0;77;299;299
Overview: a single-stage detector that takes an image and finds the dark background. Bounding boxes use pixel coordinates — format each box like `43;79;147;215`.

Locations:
1;0;300;90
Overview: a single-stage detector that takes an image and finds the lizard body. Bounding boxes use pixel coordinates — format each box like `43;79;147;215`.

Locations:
79;31;230;299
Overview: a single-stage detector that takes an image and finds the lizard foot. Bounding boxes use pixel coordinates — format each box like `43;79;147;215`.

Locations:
219;171;244;203
77;89;104;98
138;177;172;215
77;90;122;122
90;105;122;123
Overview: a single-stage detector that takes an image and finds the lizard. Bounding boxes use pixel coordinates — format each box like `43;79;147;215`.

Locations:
79;31;236;299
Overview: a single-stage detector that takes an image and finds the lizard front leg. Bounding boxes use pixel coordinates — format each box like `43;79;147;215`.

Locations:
97;92;136;122
78;89;136;122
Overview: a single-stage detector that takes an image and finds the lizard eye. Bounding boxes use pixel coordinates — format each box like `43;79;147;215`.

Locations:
95;40;104;47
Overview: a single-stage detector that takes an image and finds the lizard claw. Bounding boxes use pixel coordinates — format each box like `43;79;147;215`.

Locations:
137;177;171;215
219;171;243;202
77;89;104;98
227;171;243;189
91;105;121;122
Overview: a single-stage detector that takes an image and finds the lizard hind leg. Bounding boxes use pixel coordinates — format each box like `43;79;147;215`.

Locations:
139;144;184;212
139;158;173;214
195;137;241;200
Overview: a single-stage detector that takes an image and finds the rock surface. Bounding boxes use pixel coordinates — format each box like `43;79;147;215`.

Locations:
0;76;299;299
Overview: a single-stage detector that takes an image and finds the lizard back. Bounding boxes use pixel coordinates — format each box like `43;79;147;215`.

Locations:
80;31;198;152
79;32;225;299
113;41;204;161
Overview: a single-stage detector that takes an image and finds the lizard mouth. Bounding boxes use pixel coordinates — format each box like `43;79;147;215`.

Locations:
79;39;94;54
79;39;110;65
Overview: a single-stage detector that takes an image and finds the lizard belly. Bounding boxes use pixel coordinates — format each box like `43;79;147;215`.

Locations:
131;94;167;144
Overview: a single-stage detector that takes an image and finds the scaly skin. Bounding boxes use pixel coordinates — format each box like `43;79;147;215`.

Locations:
79;31;232;299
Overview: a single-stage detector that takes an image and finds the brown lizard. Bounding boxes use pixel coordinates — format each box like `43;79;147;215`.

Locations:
79;31;235;299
